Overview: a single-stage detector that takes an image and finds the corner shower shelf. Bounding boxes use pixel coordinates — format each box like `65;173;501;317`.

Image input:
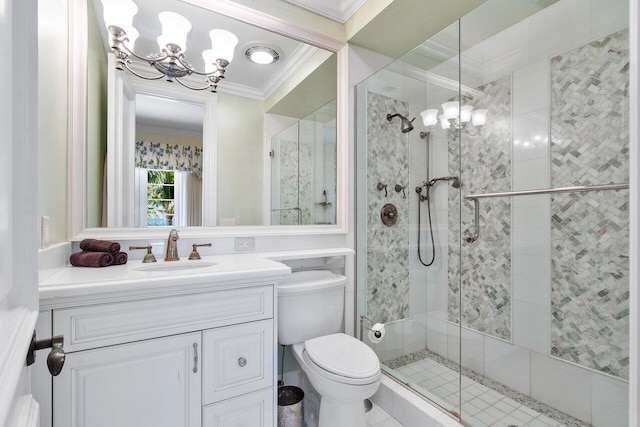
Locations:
464;183;629;243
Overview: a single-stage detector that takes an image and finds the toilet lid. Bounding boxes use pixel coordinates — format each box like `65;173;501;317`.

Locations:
304;333;380;379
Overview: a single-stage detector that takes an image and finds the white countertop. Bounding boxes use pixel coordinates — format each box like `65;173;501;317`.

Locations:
39;253;291;309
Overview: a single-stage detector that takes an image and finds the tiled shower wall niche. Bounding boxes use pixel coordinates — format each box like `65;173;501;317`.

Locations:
366;91;410;323
550;28;630;379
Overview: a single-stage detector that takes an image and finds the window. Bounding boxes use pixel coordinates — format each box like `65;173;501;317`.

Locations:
146;170;175;226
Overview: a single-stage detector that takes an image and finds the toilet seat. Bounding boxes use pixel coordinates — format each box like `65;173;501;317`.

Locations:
302;333;380;385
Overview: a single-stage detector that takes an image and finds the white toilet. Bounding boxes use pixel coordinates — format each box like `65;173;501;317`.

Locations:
278;270;381;427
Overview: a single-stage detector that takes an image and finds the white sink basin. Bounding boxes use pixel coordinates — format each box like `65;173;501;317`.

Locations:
134;261;217;272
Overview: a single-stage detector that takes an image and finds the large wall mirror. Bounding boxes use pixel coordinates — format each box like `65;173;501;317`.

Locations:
71;0;347;238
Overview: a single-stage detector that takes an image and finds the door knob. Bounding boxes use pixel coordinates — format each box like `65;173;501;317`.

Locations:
26;332;66;376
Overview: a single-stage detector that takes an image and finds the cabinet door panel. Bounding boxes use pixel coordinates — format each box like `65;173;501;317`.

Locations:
203;319;273;404
54;333;201;427
203;388;273;427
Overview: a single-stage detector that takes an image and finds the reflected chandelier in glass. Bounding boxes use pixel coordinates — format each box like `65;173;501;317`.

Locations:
100;0;239;92
420;102;488;134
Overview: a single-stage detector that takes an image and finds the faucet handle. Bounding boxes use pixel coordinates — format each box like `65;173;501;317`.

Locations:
189;243;212;260
129;245;157;263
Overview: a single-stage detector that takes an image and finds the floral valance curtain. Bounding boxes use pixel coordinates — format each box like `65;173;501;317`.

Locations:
135;140;203;175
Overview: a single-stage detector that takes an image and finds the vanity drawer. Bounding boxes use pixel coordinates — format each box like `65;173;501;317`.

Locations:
203;388;273;427
54;285;273;352
202;319;274;404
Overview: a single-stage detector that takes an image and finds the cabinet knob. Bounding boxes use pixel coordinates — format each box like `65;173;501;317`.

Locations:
238;357;247;367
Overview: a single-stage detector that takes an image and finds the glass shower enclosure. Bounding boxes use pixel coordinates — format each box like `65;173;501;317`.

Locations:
270;100;337;225
356;1;630;426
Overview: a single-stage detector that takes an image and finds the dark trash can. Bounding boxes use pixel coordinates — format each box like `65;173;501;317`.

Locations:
278;385;304;427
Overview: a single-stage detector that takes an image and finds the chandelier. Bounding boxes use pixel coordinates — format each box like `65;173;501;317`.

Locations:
420;101;488;134
101;0;239;92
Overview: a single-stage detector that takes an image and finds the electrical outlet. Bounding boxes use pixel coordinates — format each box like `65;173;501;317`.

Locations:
235;237;255;252
41;216;50;249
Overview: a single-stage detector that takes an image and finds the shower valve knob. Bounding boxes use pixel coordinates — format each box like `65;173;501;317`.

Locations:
376;182;388;197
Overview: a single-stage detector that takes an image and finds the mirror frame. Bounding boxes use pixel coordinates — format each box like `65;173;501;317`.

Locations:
68;0;348;239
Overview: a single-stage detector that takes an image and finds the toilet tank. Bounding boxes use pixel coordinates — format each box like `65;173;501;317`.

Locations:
277;270;346;345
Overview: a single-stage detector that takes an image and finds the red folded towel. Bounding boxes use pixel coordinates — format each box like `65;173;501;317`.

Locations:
112;251;128;265
79;239;121;254
70;251;114;267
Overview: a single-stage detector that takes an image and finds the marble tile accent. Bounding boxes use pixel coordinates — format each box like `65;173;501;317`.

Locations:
448;75;513;341
278;139;301;225
298;138;313;224
550;29;629;379
366;92;411;323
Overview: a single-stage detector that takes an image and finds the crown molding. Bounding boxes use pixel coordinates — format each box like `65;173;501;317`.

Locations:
261;44;317;100
283;0;366;24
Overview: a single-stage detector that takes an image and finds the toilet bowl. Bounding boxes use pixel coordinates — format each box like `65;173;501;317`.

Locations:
292;334;380;427
277;271;381;427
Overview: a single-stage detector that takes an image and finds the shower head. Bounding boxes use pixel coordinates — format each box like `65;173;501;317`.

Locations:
387;113;415;133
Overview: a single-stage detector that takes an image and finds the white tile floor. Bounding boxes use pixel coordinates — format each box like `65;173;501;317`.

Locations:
395;357;567;427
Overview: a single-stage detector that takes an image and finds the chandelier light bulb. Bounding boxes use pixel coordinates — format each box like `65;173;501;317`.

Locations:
125;26;139;50
439;114;450;130
202;49;217;74
101;0;138;32
442;101;459;121
420;109;438;127
158;11;192;53
471;109;488;126
460;105;473;123
208;29;239;63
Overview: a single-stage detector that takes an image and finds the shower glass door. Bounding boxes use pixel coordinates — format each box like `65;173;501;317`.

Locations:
456;1;630;426
355;19;464;419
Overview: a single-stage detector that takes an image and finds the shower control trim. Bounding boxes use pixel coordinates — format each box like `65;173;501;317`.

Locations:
380;203;398;227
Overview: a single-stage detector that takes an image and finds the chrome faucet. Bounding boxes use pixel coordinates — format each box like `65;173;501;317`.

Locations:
165;229;180;261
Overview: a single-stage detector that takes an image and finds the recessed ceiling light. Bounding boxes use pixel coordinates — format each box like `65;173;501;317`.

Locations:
245;46;279;65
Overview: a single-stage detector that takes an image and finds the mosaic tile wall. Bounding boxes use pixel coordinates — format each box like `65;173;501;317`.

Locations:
448;76;513;340
278;139;300;225
366;92;410;323
550;29;630;379
298;139;313;225
276;136;313;225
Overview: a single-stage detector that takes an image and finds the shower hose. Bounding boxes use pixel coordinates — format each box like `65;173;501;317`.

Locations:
417;185;436;267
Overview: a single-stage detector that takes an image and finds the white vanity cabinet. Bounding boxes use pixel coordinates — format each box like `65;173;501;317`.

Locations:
42;283;277;427
54;332;203;427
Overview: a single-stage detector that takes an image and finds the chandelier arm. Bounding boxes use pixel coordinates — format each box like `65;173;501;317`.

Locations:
464;127;481;137
119;41;171;64
174;77;214;91
174;55;215;77
122;61;165;81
